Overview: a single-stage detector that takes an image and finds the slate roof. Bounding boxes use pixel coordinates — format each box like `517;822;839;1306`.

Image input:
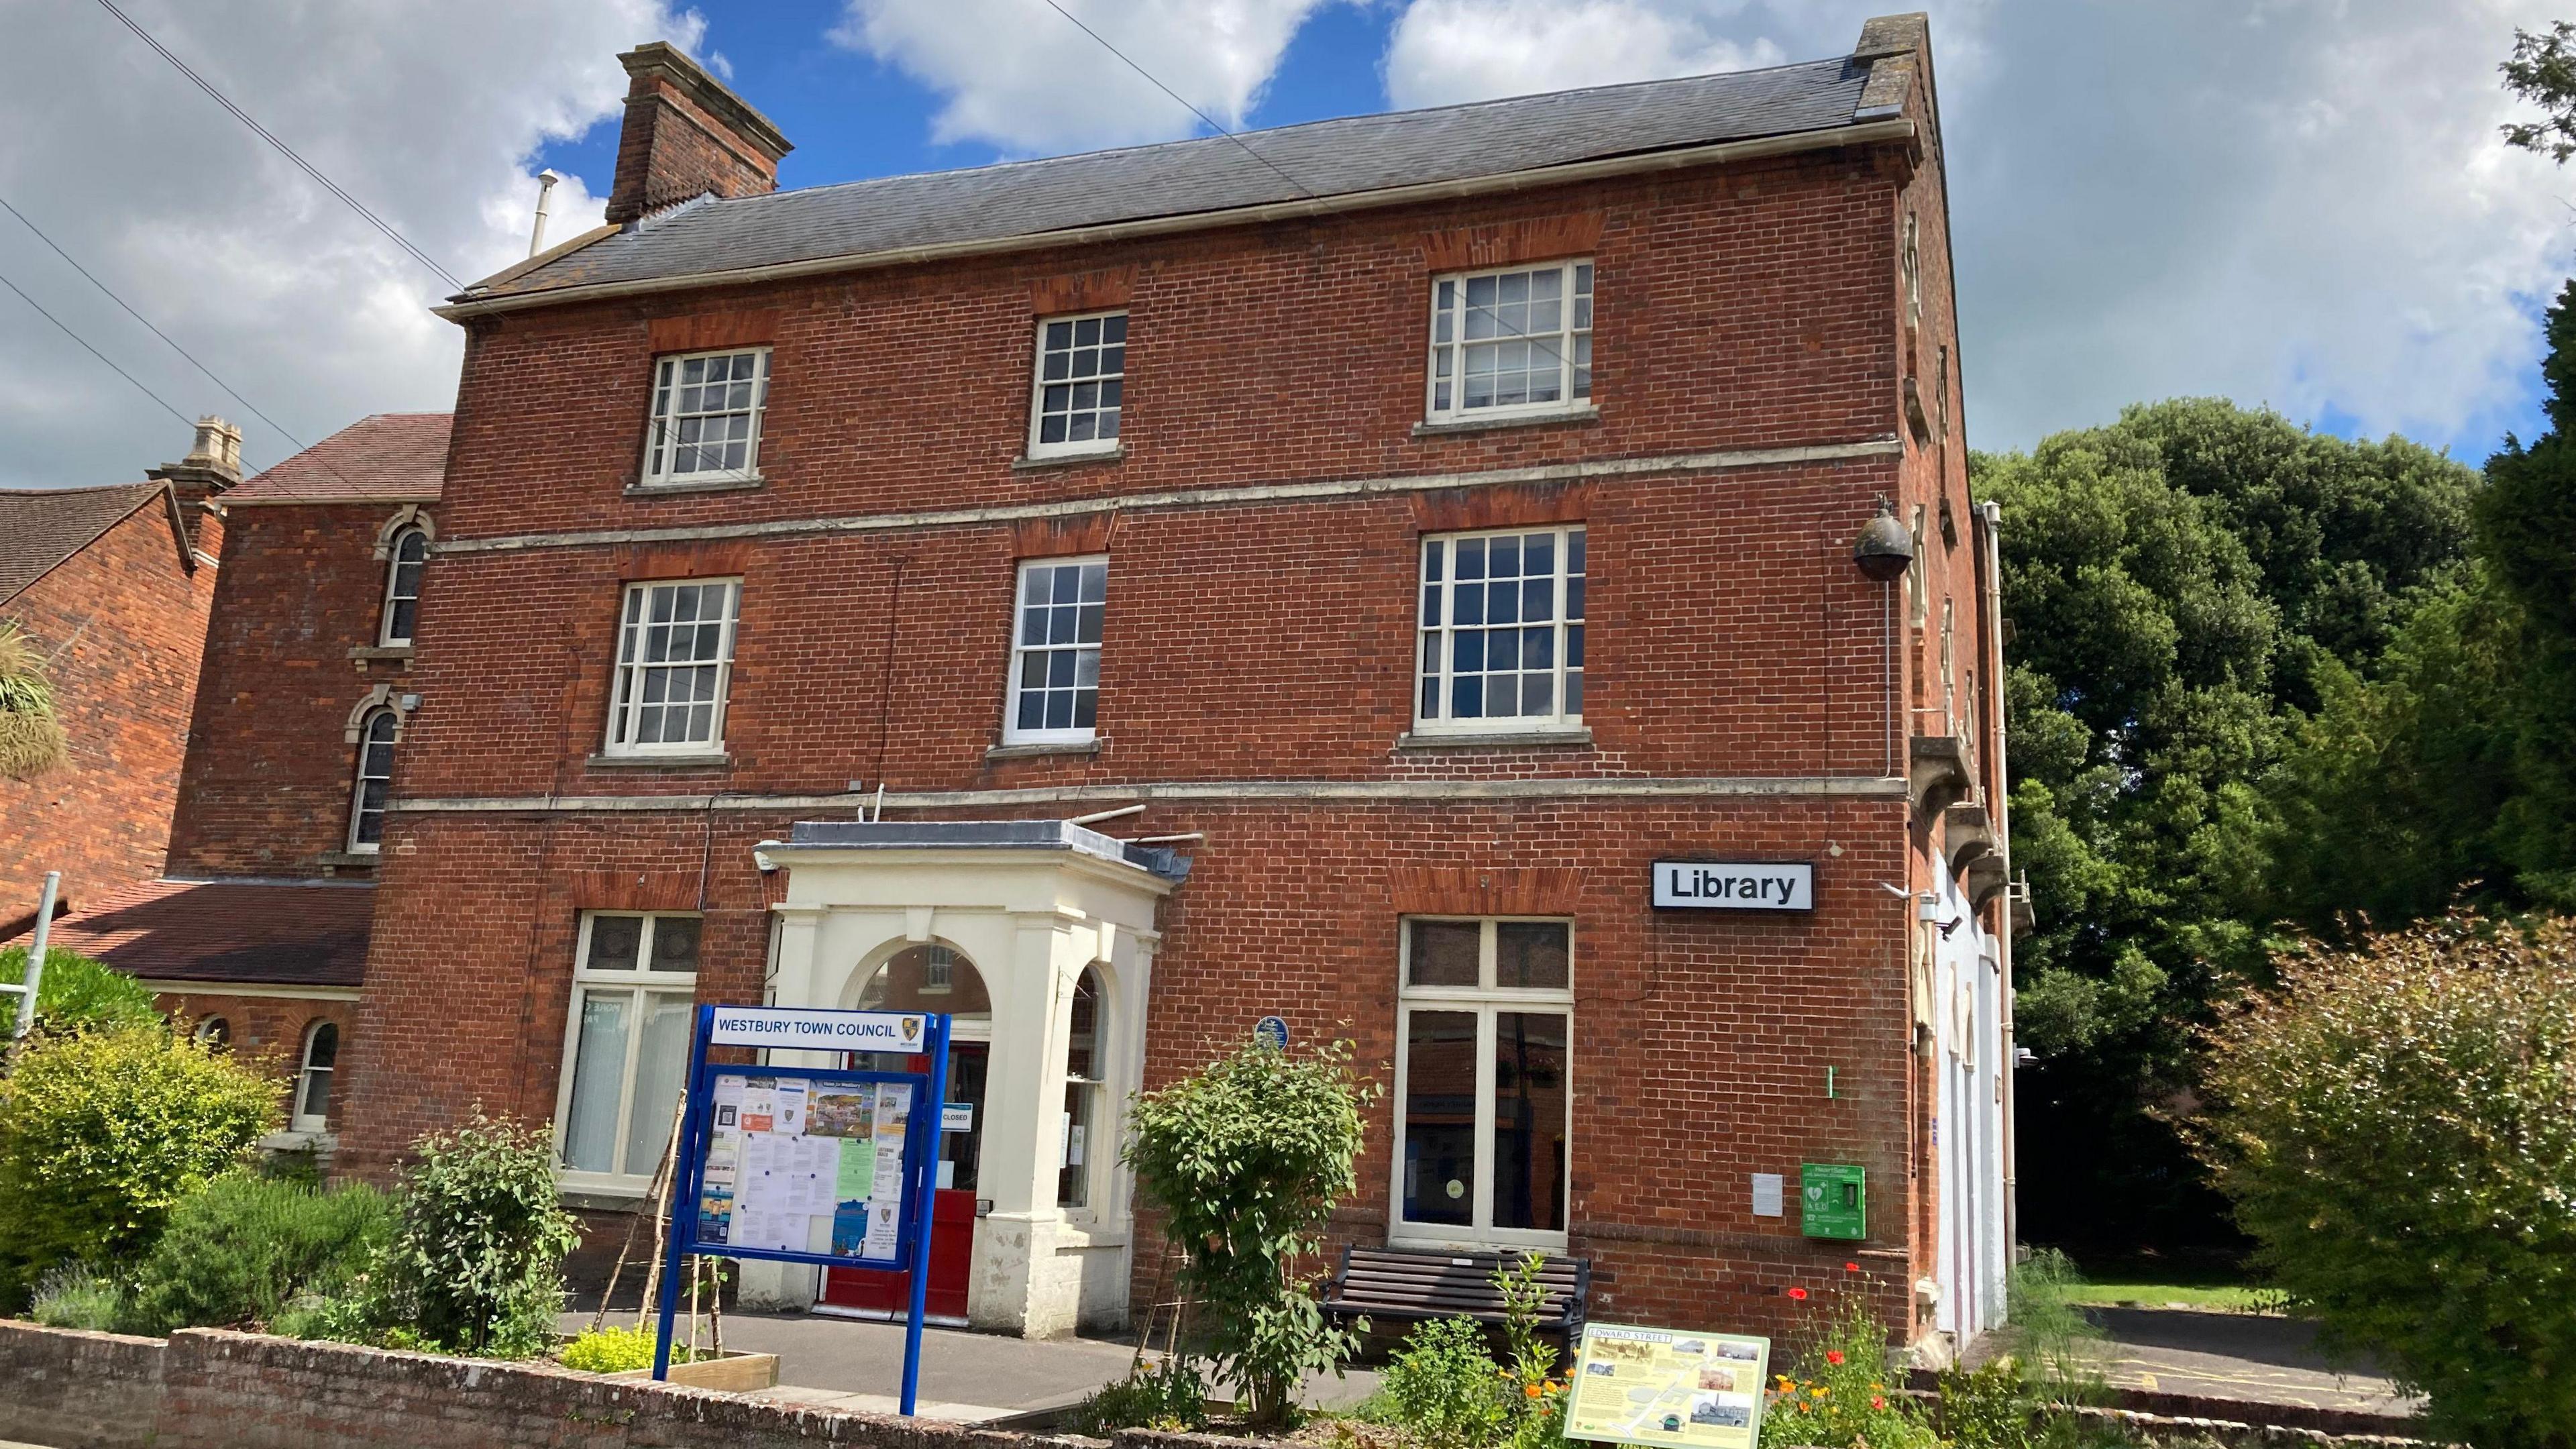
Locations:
0;482;167;604
9;877;374;988
465;55;1879;304
223;413;451;504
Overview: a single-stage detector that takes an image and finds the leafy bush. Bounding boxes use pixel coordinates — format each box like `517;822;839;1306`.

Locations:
1126;1034;1375;1424
561;1323;661;1374
0;1023;282;1304
2192;914;2576;1448
0;945;161;1036
1996;1249;2110;1403
124;1173;389;1332
1935;1362;2038;1449
1071;1356;1210;1434
1383;1318;1510;1449
358;1112;581;1358
28;1263;125;1332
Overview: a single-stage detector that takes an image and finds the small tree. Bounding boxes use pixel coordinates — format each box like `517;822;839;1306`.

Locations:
0;945;162;1036
0;621;68;780
2192;915;2576;1448
0;1022;283;1303
368;1112;581;1358
1126;1034;1375;1424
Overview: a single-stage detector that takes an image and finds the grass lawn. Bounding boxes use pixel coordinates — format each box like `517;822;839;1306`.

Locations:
2065;1280;2282;1313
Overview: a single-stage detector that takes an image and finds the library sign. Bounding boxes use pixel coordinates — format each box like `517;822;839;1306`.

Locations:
1650;861;1813;912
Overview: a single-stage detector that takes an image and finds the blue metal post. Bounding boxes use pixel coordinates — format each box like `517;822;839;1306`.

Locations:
651;1006;715;1381
898;1014;951;1416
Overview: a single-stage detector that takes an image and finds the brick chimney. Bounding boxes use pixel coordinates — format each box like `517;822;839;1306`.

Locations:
603;42;792;225
145;415;240;558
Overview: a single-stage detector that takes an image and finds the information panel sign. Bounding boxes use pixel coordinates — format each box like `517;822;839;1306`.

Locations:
1650;861;1813;912
655;1004;951;1413
1565;1322;1770;1449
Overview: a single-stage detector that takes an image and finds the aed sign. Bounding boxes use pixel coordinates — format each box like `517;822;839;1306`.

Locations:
1650;861;1813;912
707;1006;929;1051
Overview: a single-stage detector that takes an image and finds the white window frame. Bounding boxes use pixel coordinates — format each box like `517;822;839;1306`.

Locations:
1003;555;1107;745
605;578;741;757
378;524;428;647
346;706;400;853
1424;258;1593;423
291;1020;339;1134
1414;525;1586;734
553;911;702;1195
641;346;772;486
1026;311;1127;459
1391;917;1573;1252
1059;966;1108;1215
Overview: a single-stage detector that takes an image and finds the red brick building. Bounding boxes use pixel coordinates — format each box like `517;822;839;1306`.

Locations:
1;421;233;932
9;414;448;1150
345;15;2016;1358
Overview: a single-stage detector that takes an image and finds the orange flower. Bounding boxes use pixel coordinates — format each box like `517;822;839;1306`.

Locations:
1872;1396;1888;1411
1826;1350;1845;1366
1525;1384;1542;1399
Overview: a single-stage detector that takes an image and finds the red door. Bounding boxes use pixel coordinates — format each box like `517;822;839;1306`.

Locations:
821;1042;985;1322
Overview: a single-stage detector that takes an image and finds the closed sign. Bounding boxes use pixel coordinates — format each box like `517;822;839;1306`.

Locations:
1651;861;1813;911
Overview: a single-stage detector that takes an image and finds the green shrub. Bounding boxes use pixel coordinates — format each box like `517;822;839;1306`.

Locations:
1126;1034;1375;1424
1071;1356;1210;1434
1383;1318;1510;1449
28;1263;125;1331
2192;914;2576;1448
347;1112;580;1358
1997;1249;2110;1403
0;945;160;1036
124;1173;389;1332
561;1323;661;1374
0;1023;282;1304
1935;1362;2039;1449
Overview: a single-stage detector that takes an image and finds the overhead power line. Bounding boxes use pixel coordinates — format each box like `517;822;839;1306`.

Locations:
0;262;195;434
92;0;466;291
1036;0;1318;199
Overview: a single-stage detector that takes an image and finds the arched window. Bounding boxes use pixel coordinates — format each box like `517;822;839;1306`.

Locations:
193;1015;231;1049
380;525;428;646
1059;968;1104;1210
293;1022;339;1132
347;708;399;851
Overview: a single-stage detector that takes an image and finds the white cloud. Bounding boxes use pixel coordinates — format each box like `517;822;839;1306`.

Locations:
1384;0;1785;108
0;0;699;487
831;0;1336;152
1377;0;2571;454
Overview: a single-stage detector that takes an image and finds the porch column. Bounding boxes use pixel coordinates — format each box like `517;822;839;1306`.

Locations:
966;910;1084;1335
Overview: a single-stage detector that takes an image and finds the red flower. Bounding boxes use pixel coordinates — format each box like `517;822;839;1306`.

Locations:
1786;1287;1809;1301
1826;1350;1845;1366
1872;1397;1888;1411
1844;1262;1861;1273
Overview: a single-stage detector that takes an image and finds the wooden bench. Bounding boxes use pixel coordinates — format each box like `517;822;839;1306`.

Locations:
1323;1245;1591;1343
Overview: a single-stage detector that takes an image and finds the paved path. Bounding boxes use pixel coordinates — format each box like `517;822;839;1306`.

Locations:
2074;1307;2420;1417
569;1310;1381;1423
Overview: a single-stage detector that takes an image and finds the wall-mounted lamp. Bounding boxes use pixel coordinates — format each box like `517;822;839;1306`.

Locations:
1853;498;1915;581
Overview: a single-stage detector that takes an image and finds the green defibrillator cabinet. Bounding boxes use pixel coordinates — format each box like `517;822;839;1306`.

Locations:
1801;1163;1866;1240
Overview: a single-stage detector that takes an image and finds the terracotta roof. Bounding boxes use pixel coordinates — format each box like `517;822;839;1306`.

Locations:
8;877;374;987
224;413;451;504
0;482;167;604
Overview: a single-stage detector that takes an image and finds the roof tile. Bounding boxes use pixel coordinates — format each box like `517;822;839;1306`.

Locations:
0;482;166;604
224;413;451;504
7;877;374;987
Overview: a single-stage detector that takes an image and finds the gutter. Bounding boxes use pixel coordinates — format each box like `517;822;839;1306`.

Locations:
435;119;1919;321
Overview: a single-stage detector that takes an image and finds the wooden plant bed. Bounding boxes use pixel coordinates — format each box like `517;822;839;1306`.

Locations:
602;1349;781;1392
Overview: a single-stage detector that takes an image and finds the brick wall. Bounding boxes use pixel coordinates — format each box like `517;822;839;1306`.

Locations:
0;496;214;917
0;1322;166;1449
166;502;424;878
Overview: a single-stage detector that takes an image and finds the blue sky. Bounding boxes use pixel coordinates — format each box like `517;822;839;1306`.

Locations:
2;0;2569;486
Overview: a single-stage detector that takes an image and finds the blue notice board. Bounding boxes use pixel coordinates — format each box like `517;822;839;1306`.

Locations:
657;1004;952;1412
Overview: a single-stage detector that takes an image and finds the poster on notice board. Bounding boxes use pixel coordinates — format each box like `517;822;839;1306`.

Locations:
695;1073;914;1260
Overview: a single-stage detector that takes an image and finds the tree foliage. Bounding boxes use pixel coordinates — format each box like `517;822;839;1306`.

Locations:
1125;1034;1375;1424
0;945;163;1036
0;1023;284;1304
2192;916;2576;1448
1972;398;2477;1247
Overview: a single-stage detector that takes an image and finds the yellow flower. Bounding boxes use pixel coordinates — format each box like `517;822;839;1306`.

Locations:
1812;1386;1829;1399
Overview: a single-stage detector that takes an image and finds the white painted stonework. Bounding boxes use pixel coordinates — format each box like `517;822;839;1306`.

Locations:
731;826;1174;1337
